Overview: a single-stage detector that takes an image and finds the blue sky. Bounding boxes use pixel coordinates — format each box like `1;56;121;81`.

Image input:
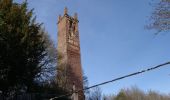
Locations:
15;0;170;95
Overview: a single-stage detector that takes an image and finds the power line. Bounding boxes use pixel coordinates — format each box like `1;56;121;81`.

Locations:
50;61;170;100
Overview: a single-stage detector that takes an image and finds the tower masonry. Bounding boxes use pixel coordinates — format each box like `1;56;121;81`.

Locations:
57;7;84;100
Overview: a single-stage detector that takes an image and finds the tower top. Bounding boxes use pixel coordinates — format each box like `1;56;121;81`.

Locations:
74;13;78;20
64;7;68;15
58;7;79;24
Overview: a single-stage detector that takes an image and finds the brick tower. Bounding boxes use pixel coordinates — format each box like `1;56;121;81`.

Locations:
57;7;84;100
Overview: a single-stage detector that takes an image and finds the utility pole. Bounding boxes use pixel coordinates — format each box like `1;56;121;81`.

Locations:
71;84;78;100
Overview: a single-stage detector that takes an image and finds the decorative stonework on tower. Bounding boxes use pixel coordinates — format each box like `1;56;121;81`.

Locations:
57;7;84;100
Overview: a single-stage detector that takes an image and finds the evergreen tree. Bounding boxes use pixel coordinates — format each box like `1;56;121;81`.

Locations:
0;0;56;96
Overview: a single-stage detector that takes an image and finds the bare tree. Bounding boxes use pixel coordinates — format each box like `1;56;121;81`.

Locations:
147;0;170;34
87;87;102;100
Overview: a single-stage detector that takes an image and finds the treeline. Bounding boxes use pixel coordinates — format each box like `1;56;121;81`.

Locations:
86;87;170;100
103;87;170;100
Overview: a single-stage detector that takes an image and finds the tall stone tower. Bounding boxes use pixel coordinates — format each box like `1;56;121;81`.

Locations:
57;7;84;100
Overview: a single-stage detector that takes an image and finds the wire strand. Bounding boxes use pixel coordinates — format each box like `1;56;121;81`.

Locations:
50;61;170;100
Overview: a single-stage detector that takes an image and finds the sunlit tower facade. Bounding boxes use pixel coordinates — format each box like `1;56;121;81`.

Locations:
57;8;84;100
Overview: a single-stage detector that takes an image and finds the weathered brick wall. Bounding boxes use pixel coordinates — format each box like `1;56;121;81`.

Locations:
57;8;84;100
